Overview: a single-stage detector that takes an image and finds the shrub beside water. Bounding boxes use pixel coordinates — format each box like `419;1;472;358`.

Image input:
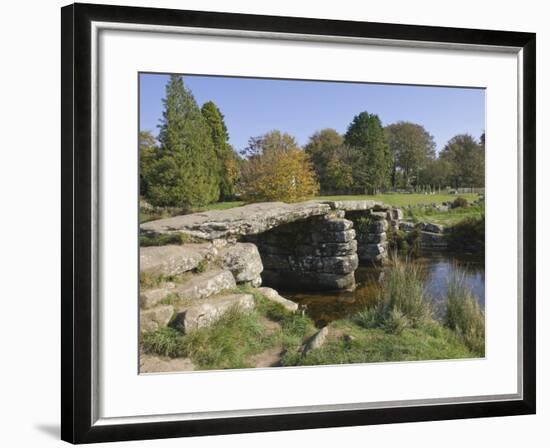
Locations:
387;227;421;256
445;214;485;253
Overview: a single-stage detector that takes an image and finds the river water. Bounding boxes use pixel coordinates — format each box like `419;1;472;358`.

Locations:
282;251;485;327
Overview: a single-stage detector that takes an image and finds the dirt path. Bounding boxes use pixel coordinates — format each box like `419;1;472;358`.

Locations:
139;354;194;373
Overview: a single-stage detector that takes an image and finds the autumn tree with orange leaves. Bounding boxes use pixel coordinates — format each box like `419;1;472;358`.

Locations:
239;131;319;203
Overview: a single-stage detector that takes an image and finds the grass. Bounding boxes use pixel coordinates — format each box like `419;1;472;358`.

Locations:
315;193;480;208
199;201;246;211
141;327;187;358
288;321;475;366
405;203;484;226
140;260;484;370
140;194;482;219
369;258;433;329
139;232;203;247
140;286;317;370
284;258;483;366
444;271;485;354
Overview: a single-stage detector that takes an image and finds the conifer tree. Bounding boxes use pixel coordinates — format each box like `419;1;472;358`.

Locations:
344;111;391;194
201;101;239;199
146;75;219;208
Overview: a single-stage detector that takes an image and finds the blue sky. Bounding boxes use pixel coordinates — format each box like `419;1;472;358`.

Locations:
139;73;485;154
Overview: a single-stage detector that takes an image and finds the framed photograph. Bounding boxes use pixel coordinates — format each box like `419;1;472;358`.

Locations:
61;2;536;444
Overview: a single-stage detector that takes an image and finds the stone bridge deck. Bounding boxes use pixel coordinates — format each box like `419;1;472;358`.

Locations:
140;200;381;240
141;200;401;291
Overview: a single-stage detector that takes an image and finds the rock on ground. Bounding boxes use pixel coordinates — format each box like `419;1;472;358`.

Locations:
322;200;378;211
139;282;176;309
420;231;447;249
419;222;444;234
258;287;298;312
399;221;416;232
140;305;174;333
303;326;329;354
173;269;236;302
140;244;212;276
177;293;255;332
140;269;237;308
218;243;263;286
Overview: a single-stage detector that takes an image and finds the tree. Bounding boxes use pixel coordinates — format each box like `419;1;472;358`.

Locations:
344;112;391;194
385;121;436;188
439;134;485;188
239;130;319;202
305;129;354;193
145;75;219;208
325;156;354;192
242;130;301;158
139;130;158;196
201;101;239;199
418;158;452;190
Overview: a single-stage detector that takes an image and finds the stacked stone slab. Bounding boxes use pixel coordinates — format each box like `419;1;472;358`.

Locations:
356;212;389;263
244;213;358;291
346;206;403;264
319;201;403;264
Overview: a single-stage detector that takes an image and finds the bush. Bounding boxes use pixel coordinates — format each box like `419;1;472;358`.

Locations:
352;215;374;234
451;196;469;209
446;215;485;253
387;227;420;256
444;272;485;355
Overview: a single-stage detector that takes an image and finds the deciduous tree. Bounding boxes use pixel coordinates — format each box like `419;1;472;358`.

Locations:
439;134;484;188
385;121;436;188
240;130;319;202
305;129;354;193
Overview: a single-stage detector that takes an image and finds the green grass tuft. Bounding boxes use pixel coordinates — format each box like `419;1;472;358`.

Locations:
444;271;485;356
141;327;187;358
181;306;273;370
376;258;433;328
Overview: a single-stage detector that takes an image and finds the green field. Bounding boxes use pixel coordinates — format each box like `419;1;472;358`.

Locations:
404;204;484;226
199;193;480;212
140;193;483;224
315;193;480;207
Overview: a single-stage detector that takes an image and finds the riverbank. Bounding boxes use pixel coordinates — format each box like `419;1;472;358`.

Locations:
140;259;484;372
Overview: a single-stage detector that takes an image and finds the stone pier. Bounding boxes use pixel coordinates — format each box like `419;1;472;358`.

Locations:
244;213;358;291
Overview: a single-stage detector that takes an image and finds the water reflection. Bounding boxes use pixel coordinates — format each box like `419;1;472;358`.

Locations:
282;251;485;327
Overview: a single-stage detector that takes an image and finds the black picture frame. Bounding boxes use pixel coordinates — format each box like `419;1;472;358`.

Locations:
61;2;536;444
